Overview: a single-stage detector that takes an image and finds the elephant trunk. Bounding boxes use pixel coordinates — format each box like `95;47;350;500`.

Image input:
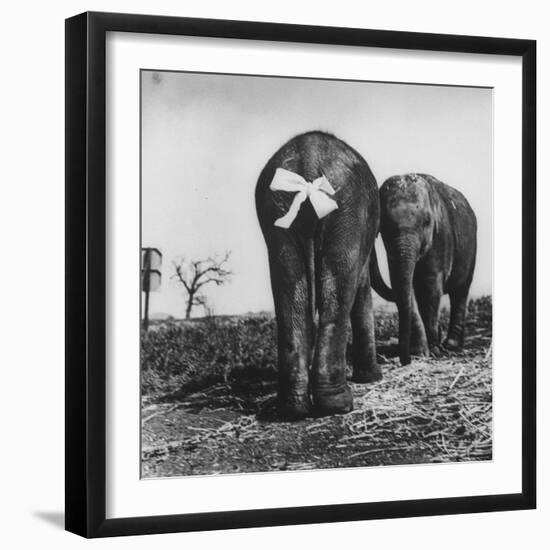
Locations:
388;233;419;366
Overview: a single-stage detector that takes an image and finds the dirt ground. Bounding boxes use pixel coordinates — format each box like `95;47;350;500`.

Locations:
141;303;492;478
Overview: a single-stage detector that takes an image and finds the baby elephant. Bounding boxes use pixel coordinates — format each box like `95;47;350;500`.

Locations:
376;174;477;365
256;131;381;419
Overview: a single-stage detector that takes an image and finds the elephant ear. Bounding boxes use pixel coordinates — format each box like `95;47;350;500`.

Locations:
426;179;442;236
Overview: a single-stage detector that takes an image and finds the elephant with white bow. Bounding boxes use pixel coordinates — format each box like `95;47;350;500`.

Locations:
255;131;383;418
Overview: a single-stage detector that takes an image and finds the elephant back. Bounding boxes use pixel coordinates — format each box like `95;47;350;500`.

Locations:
255;131;378;235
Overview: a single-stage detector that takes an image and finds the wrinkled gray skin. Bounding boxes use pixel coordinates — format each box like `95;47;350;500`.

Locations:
256;132;381;419
374;174;477;366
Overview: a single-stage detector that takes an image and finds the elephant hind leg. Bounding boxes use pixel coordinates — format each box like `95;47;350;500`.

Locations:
311;256;359;416
350;266;382;383
444;283;471;350
269;238;314;419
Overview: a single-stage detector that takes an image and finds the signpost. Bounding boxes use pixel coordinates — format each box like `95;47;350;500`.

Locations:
141;247;162;330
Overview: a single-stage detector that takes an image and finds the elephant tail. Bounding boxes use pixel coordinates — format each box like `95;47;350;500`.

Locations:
370;247;395;302
306;237;316;325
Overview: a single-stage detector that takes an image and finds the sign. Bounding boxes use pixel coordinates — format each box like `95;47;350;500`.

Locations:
141;248;162;292
141;247;162;330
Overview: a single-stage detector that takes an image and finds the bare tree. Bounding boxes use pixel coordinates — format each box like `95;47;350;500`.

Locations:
172;251;232;319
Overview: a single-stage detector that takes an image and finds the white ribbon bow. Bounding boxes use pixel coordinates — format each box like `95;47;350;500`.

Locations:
269;168;338;228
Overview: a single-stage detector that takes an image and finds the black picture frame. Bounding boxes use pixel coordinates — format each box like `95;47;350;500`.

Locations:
65;11;536;538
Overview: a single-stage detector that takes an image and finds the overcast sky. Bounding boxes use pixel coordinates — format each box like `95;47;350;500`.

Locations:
141;70;492;318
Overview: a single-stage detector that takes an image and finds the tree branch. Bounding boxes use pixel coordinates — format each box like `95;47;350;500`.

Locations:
172;261;191;293
172;251;232;318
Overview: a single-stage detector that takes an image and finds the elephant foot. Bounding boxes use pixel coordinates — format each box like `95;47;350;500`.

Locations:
313;384;353;416
277;393;312;420
443;337;462;352
410;344;429;357
400;353;411;366
352;365;382;384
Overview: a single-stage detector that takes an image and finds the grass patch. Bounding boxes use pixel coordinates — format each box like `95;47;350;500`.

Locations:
141;296;492;402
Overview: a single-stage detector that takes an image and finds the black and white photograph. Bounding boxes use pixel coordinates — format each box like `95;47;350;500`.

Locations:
0;0;542;544
140;70;493;478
